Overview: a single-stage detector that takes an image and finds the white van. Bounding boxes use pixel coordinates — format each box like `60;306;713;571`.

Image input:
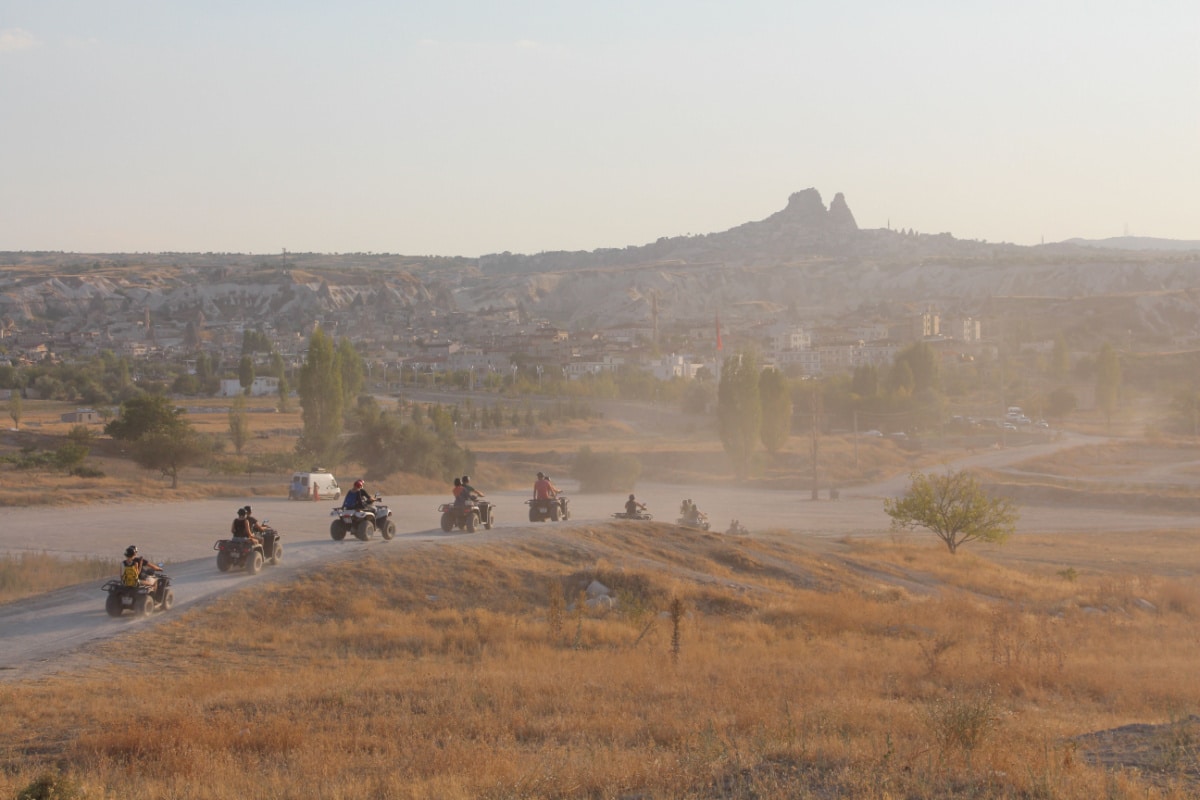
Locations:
289;469;341;501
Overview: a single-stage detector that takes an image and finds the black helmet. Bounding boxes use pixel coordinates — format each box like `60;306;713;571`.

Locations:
454;477;462;486
244;505;252;514
124;545;138;558
462;475;470;483
629;494;635;501
537;472;545;479
237;508;247;517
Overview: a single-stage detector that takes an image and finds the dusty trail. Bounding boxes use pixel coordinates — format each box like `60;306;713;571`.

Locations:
3;430;1195;681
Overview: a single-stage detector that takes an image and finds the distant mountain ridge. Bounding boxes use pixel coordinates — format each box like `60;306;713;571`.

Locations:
1063;236;1200;252
3;190;1200;348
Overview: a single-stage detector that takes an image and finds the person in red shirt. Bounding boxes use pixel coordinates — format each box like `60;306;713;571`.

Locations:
532;471;558;500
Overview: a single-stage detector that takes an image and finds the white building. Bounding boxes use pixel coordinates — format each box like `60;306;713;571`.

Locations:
219;376;280;397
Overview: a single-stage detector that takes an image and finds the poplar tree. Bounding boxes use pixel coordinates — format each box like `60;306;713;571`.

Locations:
717;351;761;478
758;366;792;454
298;328;343;460
1095;343;1121;431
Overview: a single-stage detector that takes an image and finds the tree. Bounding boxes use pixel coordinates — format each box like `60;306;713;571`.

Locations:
8;388;20;430
105;393;207;488
892;342;939;394
105;394;185;442
1046;387;1078;420
132;431;211;489
229;394;250;455
716;352;761;478
336;337;365;404
298;328;343;460
1095;343;1121;430
758;366;792;454
884;470;1018;554
238;355;255;395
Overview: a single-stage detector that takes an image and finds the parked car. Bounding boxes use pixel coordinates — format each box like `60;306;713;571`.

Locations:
289;469;340;500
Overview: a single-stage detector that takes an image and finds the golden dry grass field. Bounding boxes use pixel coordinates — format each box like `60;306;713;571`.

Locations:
7;398;1200;797
6;524;1200;799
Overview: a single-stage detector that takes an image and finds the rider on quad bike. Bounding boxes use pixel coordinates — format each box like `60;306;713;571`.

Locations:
121;544;163;588
231;507;261;543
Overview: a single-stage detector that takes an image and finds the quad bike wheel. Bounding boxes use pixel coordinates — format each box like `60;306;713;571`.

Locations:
561;505;570;521
550;504;560;522
354;519;373;541
160;588;174;611
246;550;263;575
440;512;454;533
105;592;124;618
216;550;233;572
528;507;539;523
467;512;478;533
270;542;283;564
381;519;396;540
330;521;347;541
134;593;153;617
484;510;493;530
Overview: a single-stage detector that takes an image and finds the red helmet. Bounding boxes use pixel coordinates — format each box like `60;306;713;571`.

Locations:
354;479;364;489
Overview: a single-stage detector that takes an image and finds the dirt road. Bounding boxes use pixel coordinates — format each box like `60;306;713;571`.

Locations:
3;430;1197;680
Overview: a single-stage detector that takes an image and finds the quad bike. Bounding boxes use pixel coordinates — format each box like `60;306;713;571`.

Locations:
677;512;711;531
526;496;570;522
102;570;173;618
214;522;282;574
612;508;653;521
438;498;495;532
330;496;396;541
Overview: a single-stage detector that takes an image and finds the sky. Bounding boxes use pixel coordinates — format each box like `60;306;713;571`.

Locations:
1;1;1198;256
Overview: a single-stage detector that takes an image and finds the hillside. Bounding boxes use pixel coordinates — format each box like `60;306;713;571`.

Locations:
3;190;1200;339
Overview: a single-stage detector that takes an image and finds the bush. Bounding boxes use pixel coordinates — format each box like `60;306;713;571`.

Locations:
571;446;642;492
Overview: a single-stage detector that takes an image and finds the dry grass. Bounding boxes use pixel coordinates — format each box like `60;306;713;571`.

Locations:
5;526;1200;798
0;551;114;604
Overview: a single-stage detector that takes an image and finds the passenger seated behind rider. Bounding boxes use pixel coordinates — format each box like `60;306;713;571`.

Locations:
231;507;260;542
626;494;646;516
452;477;463;500
343;479;372;510
121;545;162;586
243;505;266;535
457;475;483;507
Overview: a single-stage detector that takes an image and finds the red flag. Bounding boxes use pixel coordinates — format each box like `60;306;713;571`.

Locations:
716;312;723;352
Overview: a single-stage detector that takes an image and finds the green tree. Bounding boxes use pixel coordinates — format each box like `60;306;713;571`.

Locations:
1095;343;1121;430
105;394;206;488
238;356;255;395
893;342;939;394
105;394;184;442
132;431;211;489
850;364;878;399
1046;387;1078;420
717;352;761;478
884;470;1018;554
758;366;792;454
336;338;365;404
228;394;250;455
8;389;21;430
298;328;344;460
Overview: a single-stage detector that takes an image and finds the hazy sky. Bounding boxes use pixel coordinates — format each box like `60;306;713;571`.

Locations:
2;1;1197;256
